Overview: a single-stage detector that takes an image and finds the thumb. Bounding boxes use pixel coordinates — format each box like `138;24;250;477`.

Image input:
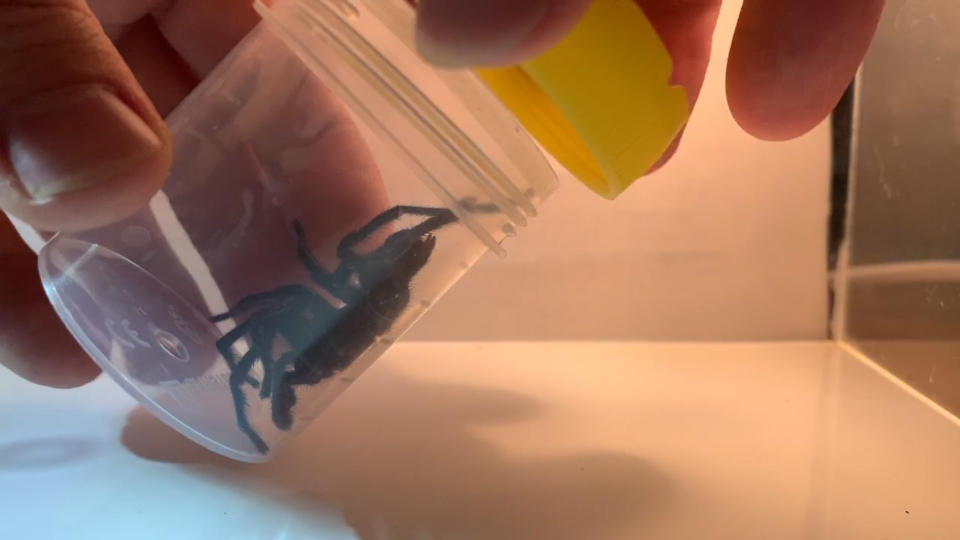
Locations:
0;0;170;233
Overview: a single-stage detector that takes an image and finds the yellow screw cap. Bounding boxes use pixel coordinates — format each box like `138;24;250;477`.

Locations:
475;0;689;199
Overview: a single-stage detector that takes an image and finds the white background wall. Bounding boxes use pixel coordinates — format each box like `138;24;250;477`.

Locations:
409;0;831;341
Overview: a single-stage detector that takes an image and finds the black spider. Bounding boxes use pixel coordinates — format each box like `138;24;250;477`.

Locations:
211;201;495;453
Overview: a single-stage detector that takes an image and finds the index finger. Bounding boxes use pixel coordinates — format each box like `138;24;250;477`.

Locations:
727;0;885;141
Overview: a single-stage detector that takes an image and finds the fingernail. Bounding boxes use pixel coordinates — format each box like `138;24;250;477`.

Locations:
5;85;163;202
415;0;549;67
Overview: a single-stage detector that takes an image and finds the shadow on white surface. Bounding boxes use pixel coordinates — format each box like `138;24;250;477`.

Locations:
121;366;669;540
0;436;101;470
4;343;960;539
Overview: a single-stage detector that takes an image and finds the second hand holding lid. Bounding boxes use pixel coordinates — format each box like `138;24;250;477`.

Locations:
474;0;690;199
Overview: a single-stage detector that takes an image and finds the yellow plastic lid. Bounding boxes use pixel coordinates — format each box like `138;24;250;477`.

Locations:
475;0;689;199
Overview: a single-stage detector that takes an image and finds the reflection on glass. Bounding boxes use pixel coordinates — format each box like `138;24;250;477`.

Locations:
839;0;960;414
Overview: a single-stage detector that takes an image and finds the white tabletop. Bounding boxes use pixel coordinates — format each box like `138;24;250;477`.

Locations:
2;342;958;540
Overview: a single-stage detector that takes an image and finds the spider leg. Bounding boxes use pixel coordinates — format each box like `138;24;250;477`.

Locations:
213;285;317;388
253;325;279;400
309;206;454;300
211;301;260;324
295;205;471;300
229;346;269;454
259;359;274;400
407;212;458;238
336;205;453;261
293;220;335;285
340;200;499;252
210;285;315;323
272;358;330;431
345;213;448;281
294;220;363;301
459;197;501;214
260;295;328;400
269;351;302;431
286;353;338;387
271;340;347;432
215;318;260;388
270;305;342;432
210;311;239;324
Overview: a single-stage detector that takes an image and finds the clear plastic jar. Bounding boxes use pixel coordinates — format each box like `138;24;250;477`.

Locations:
39;0;556;461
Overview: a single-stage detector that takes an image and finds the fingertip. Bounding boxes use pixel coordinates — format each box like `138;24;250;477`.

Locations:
725;70;825;142
414;0;549;67
724;24;824;141
13;355;102;389
1;123;171;233
0;245;101;389
414;0;589;67
0;0;173;233
725;44;837;142
726;0;884;142
46;136;172;233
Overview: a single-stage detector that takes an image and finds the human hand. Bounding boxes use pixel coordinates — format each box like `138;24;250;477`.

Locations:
0;0;884;388
411;0;885;144
0;0;388;388
0;0;256;387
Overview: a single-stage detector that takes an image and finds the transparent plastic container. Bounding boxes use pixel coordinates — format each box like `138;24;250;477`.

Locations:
38;0;556;461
